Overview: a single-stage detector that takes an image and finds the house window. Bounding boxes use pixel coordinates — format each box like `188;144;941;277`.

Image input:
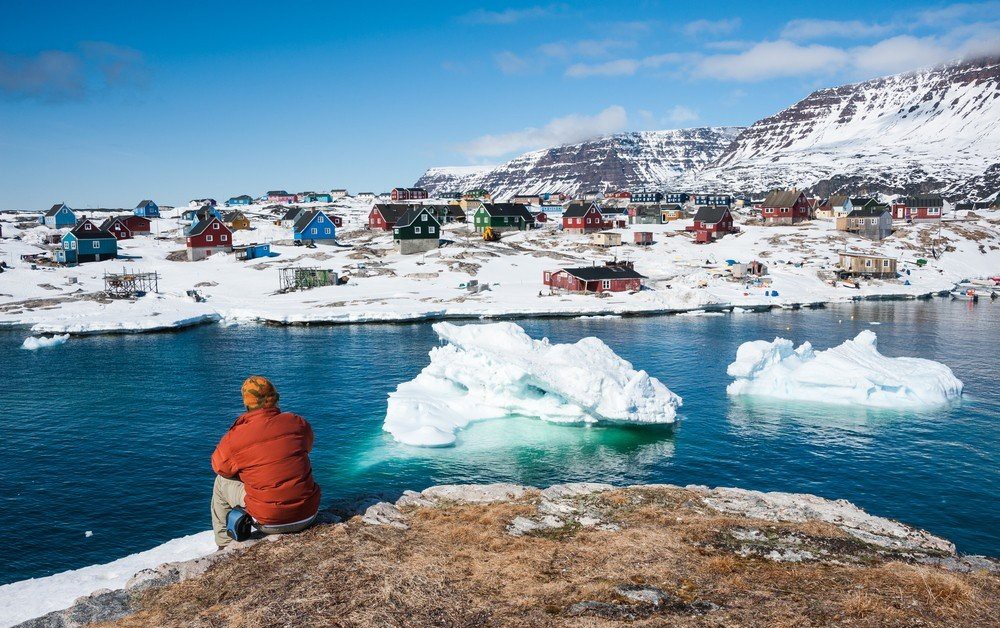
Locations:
394;228;400;236
421;214;427;221
318;215;324;222
311;228;318;234
883;260;891;267
865;259;872;267
602;280;611;290
324;228;331;234
221;235;228;242
415;227;422;234
429;226;436;234
214;223;219;229
93;241;100;249
207;235;214;242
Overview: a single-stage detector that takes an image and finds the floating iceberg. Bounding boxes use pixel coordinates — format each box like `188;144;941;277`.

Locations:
21;334;70;351
726;330;963;407
384;322;682;446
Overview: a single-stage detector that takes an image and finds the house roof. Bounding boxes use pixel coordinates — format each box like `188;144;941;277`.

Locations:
562;202;600;218
222;211;246;222
901;194;944;207
849;197;876;207
267;190;290;196
762;190;803;208
98;217;131;231
135;199;155;208
44;203;70;216
847;208;890;218
372;203;411;223
229;194;253;201
428;204;465;218
693;206;731;224
70;221;116;240
826;194;849;208
281;206;304;221
293;210;324;232
480;203;533;219
189;216;227;237
560;265;646;281
396;206;441;228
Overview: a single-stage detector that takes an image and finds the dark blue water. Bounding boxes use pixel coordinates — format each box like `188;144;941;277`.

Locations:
2;299;998;584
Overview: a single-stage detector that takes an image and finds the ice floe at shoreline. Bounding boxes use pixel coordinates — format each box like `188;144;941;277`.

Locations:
726;330;964;407
21;334;69;350
383;322;682;446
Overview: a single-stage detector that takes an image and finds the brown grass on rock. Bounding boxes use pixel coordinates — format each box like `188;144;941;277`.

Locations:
103;488;998;627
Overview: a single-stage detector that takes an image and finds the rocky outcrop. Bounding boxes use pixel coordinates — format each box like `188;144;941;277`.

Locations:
16;482;998;627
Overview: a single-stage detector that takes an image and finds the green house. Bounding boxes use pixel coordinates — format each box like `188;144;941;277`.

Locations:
393;206;441;254
472;203;534;233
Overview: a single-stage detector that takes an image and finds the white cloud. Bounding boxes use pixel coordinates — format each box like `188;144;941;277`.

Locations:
694;40;849;81
849;35;955;75
460;4;562;25
780;18;894;41
917;1;1000;26
539;38;634;59
682;18;742;37
493;51;530;74
457;105;629;158
565;53;682;77
666;105;699;123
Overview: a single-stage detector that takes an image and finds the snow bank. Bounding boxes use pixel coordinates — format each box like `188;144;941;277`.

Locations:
0;530;215;627
726;330;963;407
383;322;682;446
21;334;69;350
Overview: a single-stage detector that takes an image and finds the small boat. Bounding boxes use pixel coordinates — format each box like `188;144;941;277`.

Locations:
950;288;979;302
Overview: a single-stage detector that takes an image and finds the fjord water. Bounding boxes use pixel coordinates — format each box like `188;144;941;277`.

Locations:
2;299;998;584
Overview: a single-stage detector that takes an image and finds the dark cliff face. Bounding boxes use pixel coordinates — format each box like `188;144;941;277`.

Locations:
419;57;999;199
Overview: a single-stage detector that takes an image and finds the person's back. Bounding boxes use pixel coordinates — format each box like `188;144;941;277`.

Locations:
210;376;321;547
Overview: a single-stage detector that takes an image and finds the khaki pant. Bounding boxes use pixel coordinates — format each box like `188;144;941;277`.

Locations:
211;475;317;547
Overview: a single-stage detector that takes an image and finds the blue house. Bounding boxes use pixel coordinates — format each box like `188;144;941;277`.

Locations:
293;209;337;243
134;199;160;218
226;195;254;206
234;243;272;261
56;220;118;265
182;205;223;232
301;192;333;203
41;203;76;228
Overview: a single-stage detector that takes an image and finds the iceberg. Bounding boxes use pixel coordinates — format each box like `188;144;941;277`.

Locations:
383;322;682;447
21;334;69;351
726;330;963;407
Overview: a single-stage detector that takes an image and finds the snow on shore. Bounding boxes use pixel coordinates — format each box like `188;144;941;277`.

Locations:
726;330;964;407
383;322;682;446
21;334;68;350
0;530;215;627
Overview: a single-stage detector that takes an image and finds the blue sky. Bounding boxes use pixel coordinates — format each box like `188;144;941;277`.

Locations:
1;1;997;209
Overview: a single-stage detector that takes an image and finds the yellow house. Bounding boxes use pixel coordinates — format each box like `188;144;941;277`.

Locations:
592;231;622;247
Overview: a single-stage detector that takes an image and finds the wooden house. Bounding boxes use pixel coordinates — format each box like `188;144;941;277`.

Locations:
838;252;897;278
134;199;160;218
472;203;533;233
182;206;223;233
391;187;429;201
293;210;337;243
634;231;653;245
661;205;685;222
300;192;333;203
438;191;462;199
543;262;645;294
226;195;254;206
838;207;893;241
561;202;605;233
816;194;848;219
687;206;737;243
57;221;118;264
533;210;548;223
844;197;879;214
601;206;628;228
266;190;296;204
512;193;543;205
463;188;491;200
664;192;689;205
761;190;810;225
605;190;632;200
631;190;663;204
393;206;441;255
592;231;622;247
693;193;732;207
628;204;662;224
223;210;252;231
99;216;134;240
898;194;943;222
186;216;233;261
368;203;409;230
356;192;376;202
189;198;217;207
41;203;76;228
280;206;306;228
122;215;152;235
329;189;348;199
540;192;567;202
234;243;271;261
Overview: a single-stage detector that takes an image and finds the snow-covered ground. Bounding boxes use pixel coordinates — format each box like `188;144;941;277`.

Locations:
0;530;215;627
1;200;998;335
726;330;964;407
383;322;682;446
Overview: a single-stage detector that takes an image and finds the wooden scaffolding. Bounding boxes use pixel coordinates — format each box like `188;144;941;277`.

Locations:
278;267;338;292
103;269;160;298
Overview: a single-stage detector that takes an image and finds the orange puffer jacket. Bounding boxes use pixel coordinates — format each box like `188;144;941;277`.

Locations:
211;406;321;525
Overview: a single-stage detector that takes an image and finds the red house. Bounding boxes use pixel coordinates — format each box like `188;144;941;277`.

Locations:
533;211;548;223
266;190;296;204
562;202;606;233
761;190;810;225
686;206;737;243
121;215;151;235
899;194;944;222
891;202;909;221
543;261;645;294
186;216;233;261
390;187;429;201
606;190;631;199
99;216;134;240
368;203;409;230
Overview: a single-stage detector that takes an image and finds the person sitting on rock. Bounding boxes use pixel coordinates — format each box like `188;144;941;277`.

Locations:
210;376;321;548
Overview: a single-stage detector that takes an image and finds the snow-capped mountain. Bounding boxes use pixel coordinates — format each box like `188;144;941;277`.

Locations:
693;56;1000;197
415;127;743;199
418;57;999;199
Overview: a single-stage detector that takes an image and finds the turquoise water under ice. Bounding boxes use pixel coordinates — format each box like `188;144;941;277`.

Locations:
2;298;997;584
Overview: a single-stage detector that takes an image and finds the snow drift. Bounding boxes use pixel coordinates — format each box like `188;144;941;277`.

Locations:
726;330;963;407
21;334;69;351
383;322;682;446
